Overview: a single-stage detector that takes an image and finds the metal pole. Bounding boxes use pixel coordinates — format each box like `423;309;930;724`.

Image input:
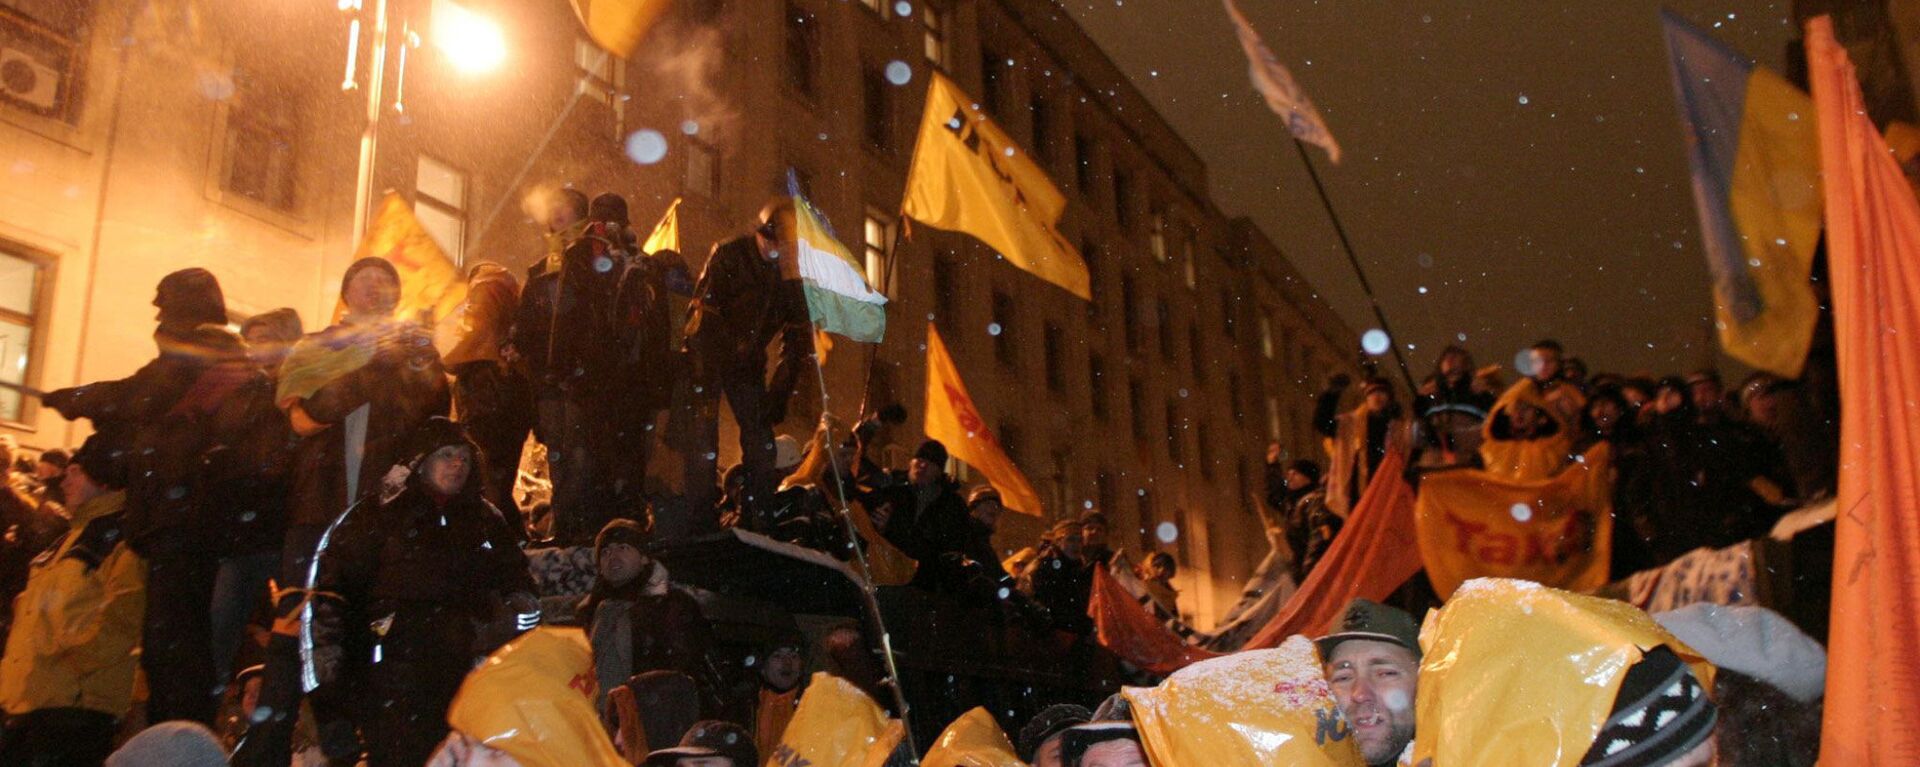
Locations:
350;0;390;245
1288;138;1419;395
805;336;920;761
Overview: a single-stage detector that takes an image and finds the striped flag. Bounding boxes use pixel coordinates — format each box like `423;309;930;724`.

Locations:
791;188;887;343
1223;0;1342;163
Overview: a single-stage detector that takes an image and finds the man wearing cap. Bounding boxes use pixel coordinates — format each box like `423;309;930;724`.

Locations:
870;440;975;597
1319;599;1421;767
683;199;813;518
646;720;758;767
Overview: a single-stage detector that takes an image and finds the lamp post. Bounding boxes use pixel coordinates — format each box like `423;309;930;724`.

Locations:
339;0;504;243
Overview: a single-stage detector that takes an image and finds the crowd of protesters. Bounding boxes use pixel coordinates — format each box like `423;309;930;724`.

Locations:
0;184;1837;766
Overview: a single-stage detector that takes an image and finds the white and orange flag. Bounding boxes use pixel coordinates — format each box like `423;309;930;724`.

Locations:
924;323;1044;516
1808;15;1920;764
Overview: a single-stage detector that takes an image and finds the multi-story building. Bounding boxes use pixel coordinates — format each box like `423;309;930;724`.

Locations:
0;0;1356;625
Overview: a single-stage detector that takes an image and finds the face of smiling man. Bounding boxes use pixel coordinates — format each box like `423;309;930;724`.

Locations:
1326;638;1419;767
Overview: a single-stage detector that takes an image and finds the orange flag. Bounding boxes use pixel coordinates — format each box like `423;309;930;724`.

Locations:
1088;566;1221;675
353;192;468;324
1808;16;1920;764
923;323;1044;516
1242;448;1420;649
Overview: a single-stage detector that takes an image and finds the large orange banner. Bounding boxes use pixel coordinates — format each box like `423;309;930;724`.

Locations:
1808;16;1920;765
1413;444;1614;600
923;324;1045;516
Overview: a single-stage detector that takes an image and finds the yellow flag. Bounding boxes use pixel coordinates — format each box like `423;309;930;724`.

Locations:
902;73;1090;300
924;324;1045;517
1414;443;1614;600
644;197;680;255
1413;579;1714;767
568;0;670;58
767;673;900;767
921;707;1026;767
356;192;467;324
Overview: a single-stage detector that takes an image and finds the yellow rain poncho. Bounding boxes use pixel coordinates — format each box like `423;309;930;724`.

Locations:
441;627;625;767
921;707;1027;767
1124;635;1365;767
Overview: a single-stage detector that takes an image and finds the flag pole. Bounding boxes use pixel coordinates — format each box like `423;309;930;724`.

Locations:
803;332;921;762
1288;138;1419;394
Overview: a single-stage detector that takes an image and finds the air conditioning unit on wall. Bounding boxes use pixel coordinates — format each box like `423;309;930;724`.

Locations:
0;10;77;118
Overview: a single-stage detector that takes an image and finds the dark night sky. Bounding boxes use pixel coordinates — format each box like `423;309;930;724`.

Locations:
1062;1;1798;378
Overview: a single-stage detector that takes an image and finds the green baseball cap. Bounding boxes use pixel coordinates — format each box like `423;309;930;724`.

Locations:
1316;599;1421;660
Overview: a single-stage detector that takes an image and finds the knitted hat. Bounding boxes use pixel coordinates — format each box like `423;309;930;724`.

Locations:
595;518;653;554
240;307;305;344
340;256;401;303
914;439;948;466
106;721;229;767
1577;646;1717;767
69;434;128;490
406;417;475;468
1017;703;1093;761
589;193;631;226
1286;459;1322;484
1078;510;1109;528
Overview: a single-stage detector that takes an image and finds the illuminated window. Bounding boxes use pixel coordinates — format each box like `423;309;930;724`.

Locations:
415;155;467;265
574;37;626;138
1148;210;1168;262
858;0;888;17
921;5;948;68
0;249;46;424
1259;315;1275;359
863;210;893;290
221;64;301;213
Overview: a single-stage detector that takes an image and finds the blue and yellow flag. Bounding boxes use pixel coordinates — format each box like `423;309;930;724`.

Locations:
1662;10;1822;377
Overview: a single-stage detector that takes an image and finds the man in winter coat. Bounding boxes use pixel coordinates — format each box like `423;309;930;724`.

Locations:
869;441;976;596
579;518;719;714
235;257;447;767
305;418;537;767
445;262;532;528
1314;374;1412;516
0;437;144;767
683;199;812;518
44;269;285;727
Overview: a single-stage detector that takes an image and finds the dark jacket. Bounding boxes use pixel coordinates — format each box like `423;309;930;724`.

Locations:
611;249;692;414
1028;549;1094;634
682;236;809;381
47;328;288;555
512;222;630;399
284;321;449;527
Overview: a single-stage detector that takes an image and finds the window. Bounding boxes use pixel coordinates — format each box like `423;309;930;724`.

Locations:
1221;287;1237;337
1113;168;1133;229
862;210;892;291
1136;491;1157;550
1259;315;1275;359
1089;353;1109;420
921;4;948;69
1181;230;1197;289
415;156;467;265
998;421;1022;465
992;290;1015;366
574;37;625;137
1129;379;1148;442
1280;326;1297;377
863;65;892;151
1043;321;1064;392
0;1;88;121
1080;237;1100;322
1050;450;1070;520
1120;275;1140;351
0;249;46;424
1096;470;1116;515
1265;395;1282;442
981;51;1006;114
686;137;719;198
1148;209;1168;262
1074;134;1096;192
1228;372;1245;420
933;256;958;324
221;64;302;214
1166;399;1184;462
857;0;888;17
1198;422;1215;479
784;2;819;99
1029;94;1051;165
1156;298;1175;360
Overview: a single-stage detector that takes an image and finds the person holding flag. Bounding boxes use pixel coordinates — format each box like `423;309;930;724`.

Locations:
682;199;813;520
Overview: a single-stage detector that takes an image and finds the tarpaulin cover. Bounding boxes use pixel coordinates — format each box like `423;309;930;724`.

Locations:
920;707;1027;767
764;672;900;767
442;627;626;767
1411;579;1714;767
1123;635;1364;767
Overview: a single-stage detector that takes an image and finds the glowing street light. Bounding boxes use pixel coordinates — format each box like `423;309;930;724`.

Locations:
431;0;505;75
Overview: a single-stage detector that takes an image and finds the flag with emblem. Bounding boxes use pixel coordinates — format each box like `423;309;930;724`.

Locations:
643;196;680;255
924;323;1045;516
355;191;466;324
901;72;1090;299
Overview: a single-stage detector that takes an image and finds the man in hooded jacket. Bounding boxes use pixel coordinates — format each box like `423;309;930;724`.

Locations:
305;418;537;767
44;268;286;727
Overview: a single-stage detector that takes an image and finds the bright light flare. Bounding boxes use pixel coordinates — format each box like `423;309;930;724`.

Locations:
432;0;506;74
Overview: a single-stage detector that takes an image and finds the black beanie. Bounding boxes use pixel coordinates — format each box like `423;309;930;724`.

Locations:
154;268;227;330
339;257;401;303
914;439;948;466
1579;646;1717;767
404;417;475;473
70;434;128;490
1287;459;1322;484
588;193;630;226
595;518;653;553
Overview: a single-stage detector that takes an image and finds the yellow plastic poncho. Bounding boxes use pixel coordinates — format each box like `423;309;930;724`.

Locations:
442;627;626;767
921;707;1027;767
1124;635;1365;767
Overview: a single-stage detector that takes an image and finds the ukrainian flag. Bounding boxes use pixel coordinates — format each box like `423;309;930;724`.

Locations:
1662;10;1822;378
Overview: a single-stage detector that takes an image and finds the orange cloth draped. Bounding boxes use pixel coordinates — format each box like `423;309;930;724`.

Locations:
1243;448;1421;649
1808;16;1920;765
1087;566;1221;675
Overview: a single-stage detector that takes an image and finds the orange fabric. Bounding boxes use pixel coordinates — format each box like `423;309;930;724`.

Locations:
1243;448;1421;649
1808;17;1920;765
756;687;798;762
1415;444;1614;600
1088;566;1221;675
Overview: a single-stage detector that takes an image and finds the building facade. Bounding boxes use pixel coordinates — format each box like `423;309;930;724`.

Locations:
0;0;1356;625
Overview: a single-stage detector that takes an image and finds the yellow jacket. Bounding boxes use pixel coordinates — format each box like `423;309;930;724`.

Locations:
1478;381;1577;482
0;490;146;717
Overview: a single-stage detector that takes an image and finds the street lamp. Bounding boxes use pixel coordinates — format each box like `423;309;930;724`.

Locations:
341;0;505;242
